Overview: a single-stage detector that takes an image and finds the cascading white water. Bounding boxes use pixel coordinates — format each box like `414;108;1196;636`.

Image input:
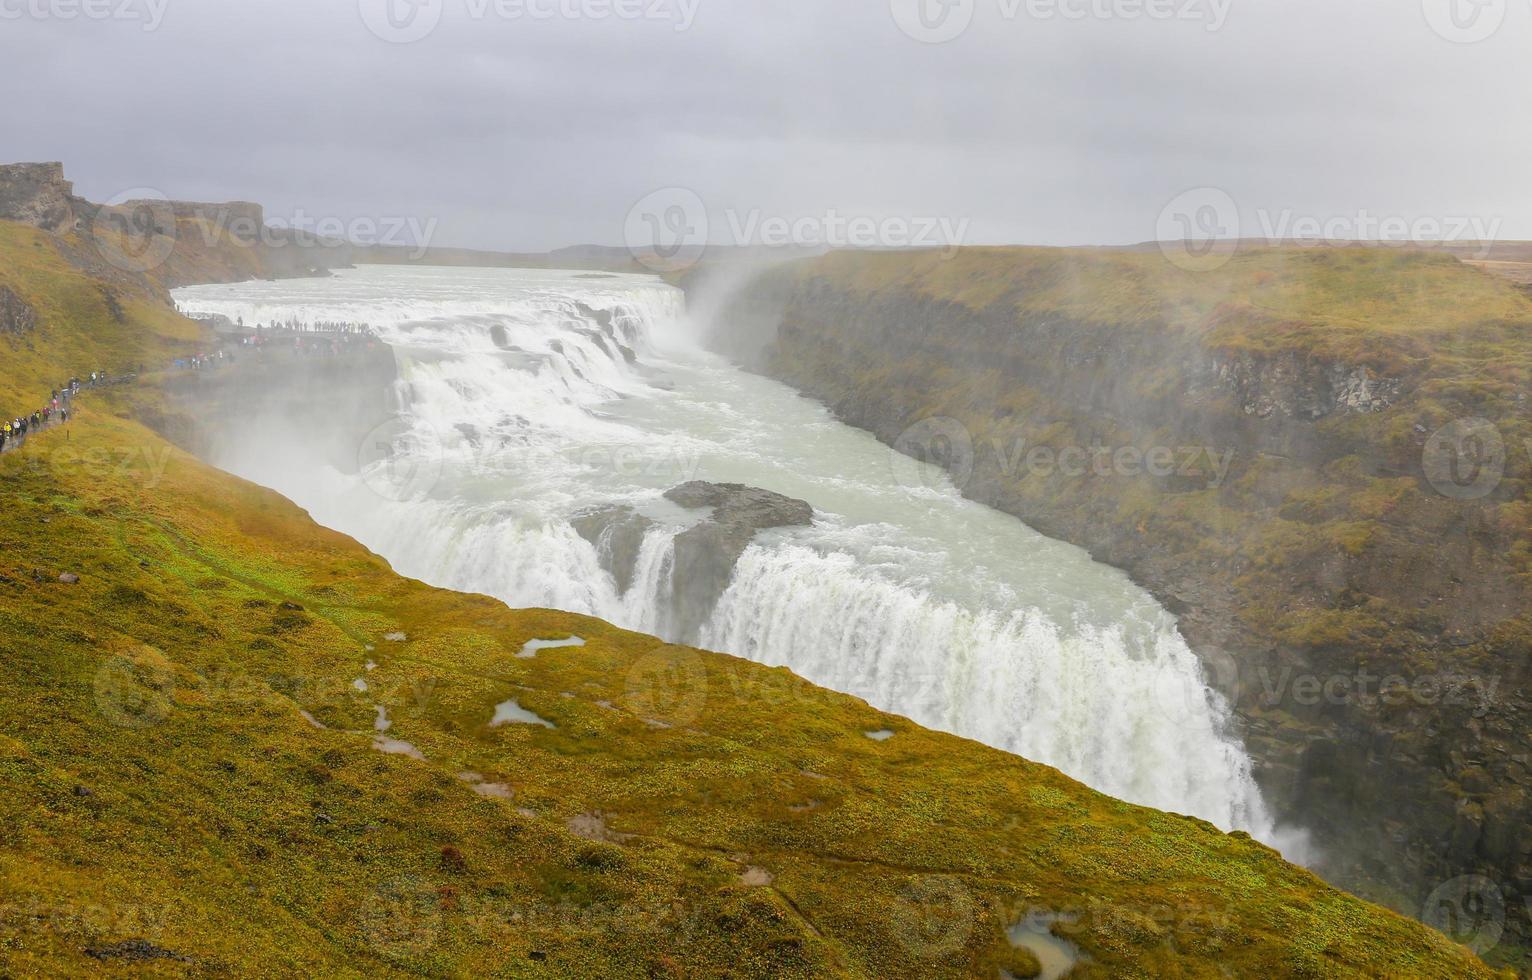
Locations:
175;265;1299;854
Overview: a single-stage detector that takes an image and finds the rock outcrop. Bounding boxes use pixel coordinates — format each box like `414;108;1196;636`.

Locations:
0;162;81;234
664;482;814;641
573;482;814;643
572;506;656;596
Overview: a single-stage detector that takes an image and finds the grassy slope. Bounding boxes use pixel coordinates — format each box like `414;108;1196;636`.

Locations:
0;225;1503;977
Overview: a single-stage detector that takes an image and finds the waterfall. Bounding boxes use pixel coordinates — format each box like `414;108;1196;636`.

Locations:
174;265;1298;854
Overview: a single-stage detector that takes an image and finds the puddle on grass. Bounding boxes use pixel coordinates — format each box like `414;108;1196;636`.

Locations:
372;736;426;761
369;703;426;759
741;867;774;887
459;772;514;799
516;636;586;659
1006;914;1086;980
864;729;895;742
491;699;557;729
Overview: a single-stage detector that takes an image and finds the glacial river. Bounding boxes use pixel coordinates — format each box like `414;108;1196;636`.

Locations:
175;264;1293;849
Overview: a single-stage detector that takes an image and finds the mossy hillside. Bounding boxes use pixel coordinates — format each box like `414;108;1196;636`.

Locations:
0;230;1503;975
0;408;1502;978
813;245;1532;346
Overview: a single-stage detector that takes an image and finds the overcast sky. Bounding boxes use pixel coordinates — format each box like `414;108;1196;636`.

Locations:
2;0;1528;252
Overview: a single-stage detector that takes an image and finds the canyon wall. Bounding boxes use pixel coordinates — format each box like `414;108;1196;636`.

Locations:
694;247;1532;956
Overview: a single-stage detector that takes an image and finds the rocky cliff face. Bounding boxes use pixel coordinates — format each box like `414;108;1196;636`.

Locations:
0;162;355;291
0;162;81;234
697;247;1532;965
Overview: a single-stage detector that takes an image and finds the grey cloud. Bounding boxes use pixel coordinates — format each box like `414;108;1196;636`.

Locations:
1;0;1527;251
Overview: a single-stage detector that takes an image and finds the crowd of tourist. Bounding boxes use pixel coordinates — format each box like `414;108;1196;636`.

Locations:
231;321;380;359
0;376;86;453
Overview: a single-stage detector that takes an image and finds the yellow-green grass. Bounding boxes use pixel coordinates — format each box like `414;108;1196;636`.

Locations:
808;245;1532;374
0;410;1503;978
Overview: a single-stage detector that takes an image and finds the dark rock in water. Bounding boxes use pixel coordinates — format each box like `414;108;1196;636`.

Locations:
572;506;656;596
489;323;512;349
663;482;814;642
574;483;814;643
665;482;814;526
574;301;614;332
575;327;615;358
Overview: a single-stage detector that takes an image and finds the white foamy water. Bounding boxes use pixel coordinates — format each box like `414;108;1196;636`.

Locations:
174;265;1298;851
